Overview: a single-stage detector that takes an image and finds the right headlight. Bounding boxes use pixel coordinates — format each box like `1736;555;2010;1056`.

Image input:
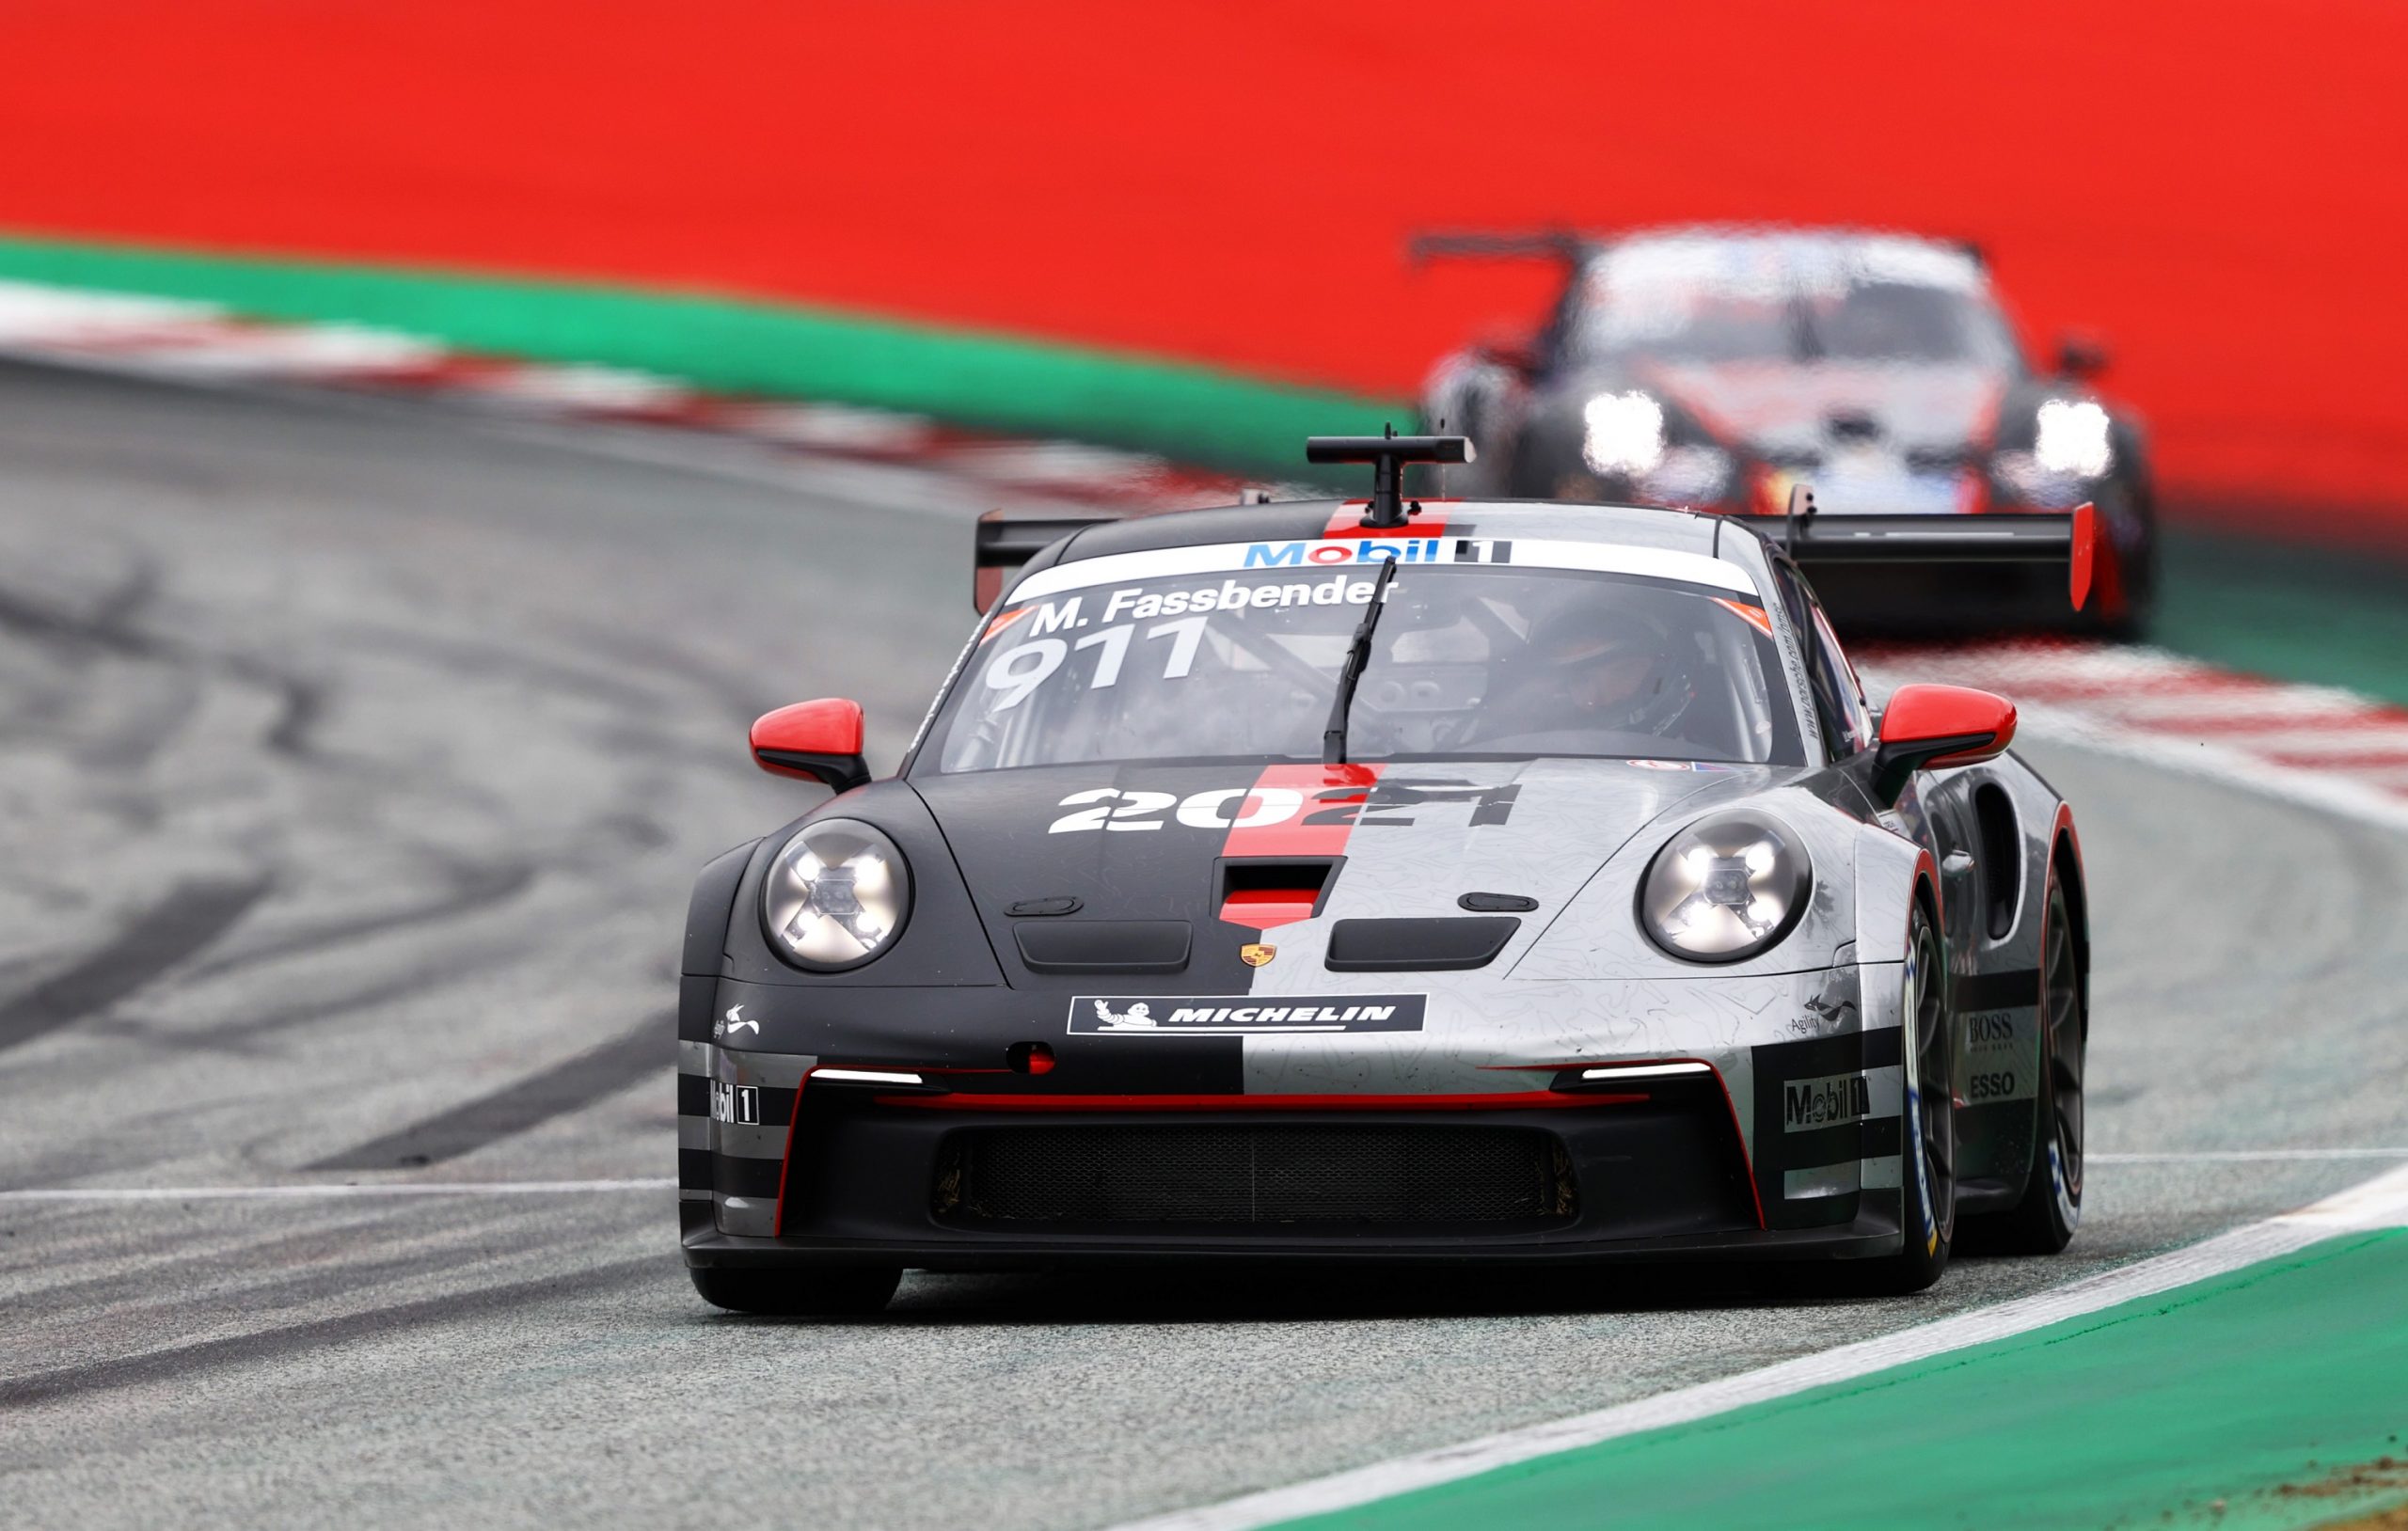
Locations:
761;818;911;970
1637;811;1812;964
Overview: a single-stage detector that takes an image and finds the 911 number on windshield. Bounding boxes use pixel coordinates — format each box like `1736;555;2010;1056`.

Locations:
985;618;1208;711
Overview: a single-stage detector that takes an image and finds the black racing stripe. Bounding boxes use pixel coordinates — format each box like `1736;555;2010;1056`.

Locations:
1956;968;2041;1013
1779;1114;1905;1170
309;1011;669;1171
677;1072;710;1116
1860;1115;1904;1159
1753;1029;1892;1080
1862;1025;1903;1070
0;874;270;1053
713;1153;784;1199
679;1147;714;1191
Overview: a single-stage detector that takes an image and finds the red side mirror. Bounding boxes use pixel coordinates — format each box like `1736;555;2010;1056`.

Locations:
1871;685;2017;802
751;699;871;792
2053;331;2109;381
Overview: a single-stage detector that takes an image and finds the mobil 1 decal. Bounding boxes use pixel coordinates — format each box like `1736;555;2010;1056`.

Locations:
1069;993;1426;1036
1750;1026;1906;1229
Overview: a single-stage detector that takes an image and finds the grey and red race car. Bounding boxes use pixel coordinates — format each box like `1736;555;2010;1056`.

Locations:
1417;226;2156;636
677;436;2094;1314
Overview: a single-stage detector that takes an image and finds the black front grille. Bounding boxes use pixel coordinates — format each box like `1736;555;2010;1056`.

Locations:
936;1123;1574;1228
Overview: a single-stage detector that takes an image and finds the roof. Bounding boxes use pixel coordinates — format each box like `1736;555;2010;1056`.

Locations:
1581;227;1989;294
1055;498;1735;564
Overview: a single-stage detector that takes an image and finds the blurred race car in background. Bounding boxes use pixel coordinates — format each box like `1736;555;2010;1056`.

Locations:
1417;227;2157;636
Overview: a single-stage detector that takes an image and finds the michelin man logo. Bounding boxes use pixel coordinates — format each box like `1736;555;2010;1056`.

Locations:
716;1004;760;1039
1091;1000;1156;1030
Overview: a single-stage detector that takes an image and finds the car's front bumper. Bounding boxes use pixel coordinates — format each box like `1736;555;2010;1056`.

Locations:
677;1078;1910;1271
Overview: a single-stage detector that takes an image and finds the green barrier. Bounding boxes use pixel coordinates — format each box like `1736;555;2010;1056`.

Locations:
0;233;1404;480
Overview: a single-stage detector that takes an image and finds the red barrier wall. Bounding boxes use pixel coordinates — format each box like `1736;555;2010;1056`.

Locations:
5;1;2403;544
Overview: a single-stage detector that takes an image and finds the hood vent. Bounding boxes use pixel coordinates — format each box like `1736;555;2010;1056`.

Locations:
1325;917;1520;972
1218;858;1340;930
1015;920;1192;974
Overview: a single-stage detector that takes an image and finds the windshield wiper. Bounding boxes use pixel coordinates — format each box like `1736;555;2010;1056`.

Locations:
1321;557;1399;765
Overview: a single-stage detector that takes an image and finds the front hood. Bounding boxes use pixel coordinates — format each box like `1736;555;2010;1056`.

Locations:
1549;359;2009;466
911;757;1784;993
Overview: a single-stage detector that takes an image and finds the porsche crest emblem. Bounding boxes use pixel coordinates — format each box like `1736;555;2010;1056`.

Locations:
1241;943;1276;968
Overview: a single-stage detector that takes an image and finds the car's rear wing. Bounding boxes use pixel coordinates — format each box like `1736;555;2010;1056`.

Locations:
973;509;1122;611
1760;486;2099;610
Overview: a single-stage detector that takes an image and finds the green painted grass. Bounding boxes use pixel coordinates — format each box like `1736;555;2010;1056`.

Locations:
1278;1231;2408;1530
0;232;1403;480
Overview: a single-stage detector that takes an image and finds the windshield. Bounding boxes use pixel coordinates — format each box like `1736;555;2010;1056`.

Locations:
925;544;1805;773
1565;238;2020;369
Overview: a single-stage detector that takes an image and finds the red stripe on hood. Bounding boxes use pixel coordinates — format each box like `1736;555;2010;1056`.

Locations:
1222;763;1382;860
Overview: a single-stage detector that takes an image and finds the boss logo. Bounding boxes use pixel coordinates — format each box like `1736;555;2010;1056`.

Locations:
1966;1010;2019;1046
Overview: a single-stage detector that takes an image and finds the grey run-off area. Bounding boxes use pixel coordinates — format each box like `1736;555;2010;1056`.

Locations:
2;362;2404;1530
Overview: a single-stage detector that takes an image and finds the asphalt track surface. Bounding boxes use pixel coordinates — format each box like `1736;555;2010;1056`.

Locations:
3;362;2404;1529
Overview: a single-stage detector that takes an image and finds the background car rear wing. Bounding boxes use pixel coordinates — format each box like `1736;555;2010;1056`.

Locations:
1405;229;1597;266
1761;486;2099;610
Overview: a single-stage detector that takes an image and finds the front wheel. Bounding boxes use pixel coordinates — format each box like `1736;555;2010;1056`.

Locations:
690;1265;900;1317
1863;901;1957;1293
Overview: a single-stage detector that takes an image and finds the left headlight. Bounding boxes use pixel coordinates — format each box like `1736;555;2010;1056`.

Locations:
1581;392;1668;476
1637;811;1812;964
762;818;911;970
2030;399;2113;477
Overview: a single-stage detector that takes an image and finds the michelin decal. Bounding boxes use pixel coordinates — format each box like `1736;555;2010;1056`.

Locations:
1069;994;1427;1036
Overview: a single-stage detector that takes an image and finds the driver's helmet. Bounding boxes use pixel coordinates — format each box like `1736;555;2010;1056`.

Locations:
1515;601;1697;736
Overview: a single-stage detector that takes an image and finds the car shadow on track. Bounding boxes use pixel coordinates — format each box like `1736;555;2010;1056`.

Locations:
690;1259;1966;1326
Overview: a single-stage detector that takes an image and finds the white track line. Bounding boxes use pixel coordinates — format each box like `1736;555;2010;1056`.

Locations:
1112;1163;2408;1531
0;1179;675;1200
2093;1148;2408;1162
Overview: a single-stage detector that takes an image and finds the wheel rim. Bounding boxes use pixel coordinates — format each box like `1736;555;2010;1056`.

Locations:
2043;891;2085;1205
1908;916;1956;1248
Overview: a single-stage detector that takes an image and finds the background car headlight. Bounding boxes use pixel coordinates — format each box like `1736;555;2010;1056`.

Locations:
2032;399;2114;477
762;818;911;969
1581;391;1668;475
1638;810;1812;963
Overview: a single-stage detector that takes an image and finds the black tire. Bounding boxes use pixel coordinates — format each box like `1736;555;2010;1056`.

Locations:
689;1265;900;1317
1860;900;1958;1294
1972;876;2085;1254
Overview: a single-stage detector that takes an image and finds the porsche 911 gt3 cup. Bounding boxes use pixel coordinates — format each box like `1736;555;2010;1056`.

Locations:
677;435;2094;1314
